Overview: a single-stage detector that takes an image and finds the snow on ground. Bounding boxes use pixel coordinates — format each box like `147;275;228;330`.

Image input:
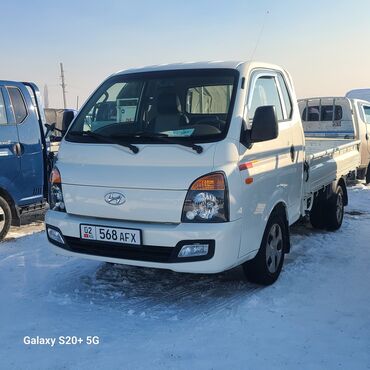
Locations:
0;186;370;370
5;221;44;241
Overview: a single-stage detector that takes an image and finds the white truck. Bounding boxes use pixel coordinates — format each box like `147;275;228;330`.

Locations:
46;61;360;285
298;97;370;183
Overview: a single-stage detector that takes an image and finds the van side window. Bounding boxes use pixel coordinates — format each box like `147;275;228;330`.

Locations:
248;76;283;121
363;106;370;123
0;91;8;125
7;87;27;124
277;74;292;119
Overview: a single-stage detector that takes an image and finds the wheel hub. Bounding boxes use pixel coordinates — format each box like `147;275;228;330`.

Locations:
265;223;283;274
0;205;5;233
336;193;343;223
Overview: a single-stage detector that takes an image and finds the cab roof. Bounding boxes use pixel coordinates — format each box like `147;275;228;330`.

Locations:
114;60;285;76
116;61;245;75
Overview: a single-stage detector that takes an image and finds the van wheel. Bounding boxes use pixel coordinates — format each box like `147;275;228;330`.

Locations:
366;164;370;185
0;196;12;241
243;212;287;285
326;185;344;231
310;196;326;229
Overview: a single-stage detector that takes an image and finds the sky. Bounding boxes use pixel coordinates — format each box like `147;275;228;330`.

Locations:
1;0;370;109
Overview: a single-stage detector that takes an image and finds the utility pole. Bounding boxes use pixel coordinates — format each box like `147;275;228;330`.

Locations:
60;62;67;109
43;84;49;108
76;96;79;110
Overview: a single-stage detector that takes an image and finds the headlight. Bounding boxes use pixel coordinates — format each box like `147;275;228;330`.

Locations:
49;167;65;212
181;173;229;223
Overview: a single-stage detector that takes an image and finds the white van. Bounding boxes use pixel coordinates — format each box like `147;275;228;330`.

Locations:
346;88;370;102
46;61;360;285
298;97;370;183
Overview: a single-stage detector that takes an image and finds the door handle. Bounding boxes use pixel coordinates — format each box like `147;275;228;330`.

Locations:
13;143;23;156
366;133;369;141
290;145;295;162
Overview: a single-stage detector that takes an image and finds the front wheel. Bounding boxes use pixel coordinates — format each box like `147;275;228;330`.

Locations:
0;196;12;241
243;212;287;285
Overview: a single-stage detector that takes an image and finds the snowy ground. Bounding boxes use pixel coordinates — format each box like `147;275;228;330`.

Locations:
1;185;370;370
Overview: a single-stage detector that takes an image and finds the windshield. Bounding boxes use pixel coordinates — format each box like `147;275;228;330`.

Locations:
66;69;238;144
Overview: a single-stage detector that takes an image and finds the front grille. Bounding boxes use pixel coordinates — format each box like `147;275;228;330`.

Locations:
63;236;174;263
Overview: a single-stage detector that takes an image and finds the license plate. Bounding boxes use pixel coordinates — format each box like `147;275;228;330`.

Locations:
80;224;141;245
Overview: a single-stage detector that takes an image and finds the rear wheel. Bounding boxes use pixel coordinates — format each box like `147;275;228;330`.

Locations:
326;185;344;231
309;196;326;229
243;212;287;285
0;196;12;241
366;164;370;185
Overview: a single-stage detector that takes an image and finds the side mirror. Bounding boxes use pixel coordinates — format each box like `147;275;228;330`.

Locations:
250;105;278;142
241;105;278;147
44;122;56;137
62;111;75;132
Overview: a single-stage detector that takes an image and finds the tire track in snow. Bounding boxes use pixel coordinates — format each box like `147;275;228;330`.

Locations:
49;262;263;320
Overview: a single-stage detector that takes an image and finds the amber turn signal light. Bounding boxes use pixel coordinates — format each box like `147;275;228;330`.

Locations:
190;173;225;191
50;167;61;184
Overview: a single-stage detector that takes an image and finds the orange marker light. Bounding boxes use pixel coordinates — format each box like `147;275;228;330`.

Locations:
245;177;254;185
191;173;225;191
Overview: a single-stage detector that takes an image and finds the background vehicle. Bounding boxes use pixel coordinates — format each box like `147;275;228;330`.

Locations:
46;61;360;285
298;97;370;183
0;81;73;240
44;108;77;153
346;88;370;102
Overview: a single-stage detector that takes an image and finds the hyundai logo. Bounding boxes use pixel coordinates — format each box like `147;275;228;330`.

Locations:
104;192;126;206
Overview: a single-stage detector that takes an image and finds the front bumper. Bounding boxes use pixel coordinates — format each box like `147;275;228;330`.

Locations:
45;211;244;273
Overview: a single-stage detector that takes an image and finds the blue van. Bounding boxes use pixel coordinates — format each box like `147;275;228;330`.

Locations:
0;81;56;240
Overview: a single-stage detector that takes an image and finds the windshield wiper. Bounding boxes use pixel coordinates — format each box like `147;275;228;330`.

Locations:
117;132;203;154
68;131;139;154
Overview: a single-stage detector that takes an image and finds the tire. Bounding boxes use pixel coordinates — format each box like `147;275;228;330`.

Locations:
243;212;287;285
366;164;370;185
0;196;12;241
310;196;326;229
326;185;344;231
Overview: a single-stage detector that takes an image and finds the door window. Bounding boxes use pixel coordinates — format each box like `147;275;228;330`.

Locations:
277;74;293;119
7;87;27;124
0;90;8;125
248;76;283;121
363;106;370;124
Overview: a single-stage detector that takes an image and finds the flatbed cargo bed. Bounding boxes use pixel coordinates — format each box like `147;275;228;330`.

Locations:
304;137;361;194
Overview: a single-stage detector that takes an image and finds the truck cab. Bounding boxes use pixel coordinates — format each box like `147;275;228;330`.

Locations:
0;81;49;240
45;61;359;285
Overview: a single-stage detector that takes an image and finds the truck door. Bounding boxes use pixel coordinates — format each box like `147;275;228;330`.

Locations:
275;72;304;221
0;85;21;197
238;70;302;257
246;70;302;220
6;84;44;205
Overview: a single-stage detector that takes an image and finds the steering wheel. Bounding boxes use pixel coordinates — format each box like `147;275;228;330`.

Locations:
194;116;226;130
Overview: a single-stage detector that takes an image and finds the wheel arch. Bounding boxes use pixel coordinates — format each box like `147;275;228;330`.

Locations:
0;187;18;221
336;177;348;206
269;201;291;253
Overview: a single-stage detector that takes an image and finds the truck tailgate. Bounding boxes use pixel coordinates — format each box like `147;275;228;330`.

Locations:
304;138;360;193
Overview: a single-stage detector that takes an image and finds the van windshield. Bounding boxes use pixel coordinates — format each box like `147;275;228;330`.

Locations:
66;69;238;144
